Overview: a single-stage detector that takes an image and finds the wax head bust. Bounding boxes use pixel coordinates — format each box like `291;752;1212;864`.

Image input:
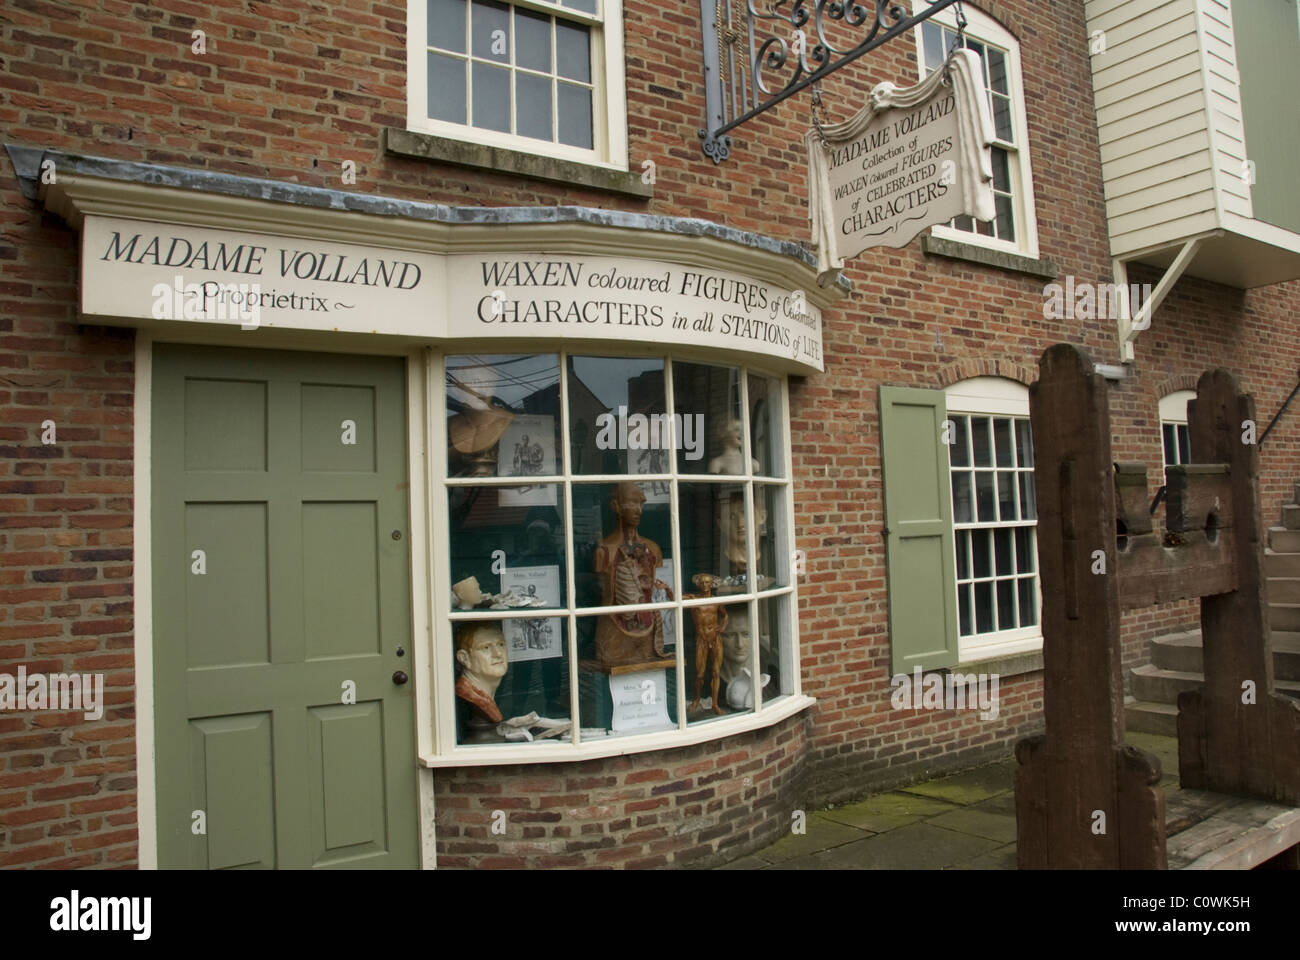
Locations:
720;606;751;682
452;575;484;609
611;481;646;530
454;621;508;696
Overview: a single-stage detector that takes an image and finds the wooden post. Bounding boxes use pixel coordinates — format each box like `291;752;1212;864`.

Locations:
1015;344;1166;868
1178;370;1300;805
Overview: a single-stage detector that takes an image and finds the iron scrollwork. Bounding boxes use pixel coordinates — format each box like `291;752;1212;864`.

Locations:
700;0;961;163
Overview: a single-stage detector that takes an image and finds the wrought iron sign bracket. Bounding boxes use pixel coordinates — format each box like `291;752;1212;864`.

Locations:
699;0;962;163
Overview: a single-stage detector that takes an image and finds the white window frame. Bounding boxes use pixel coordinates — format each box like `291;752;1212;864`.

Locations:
913;3;1040;260
1159;390;1195;466
424;348;809;766
407;0;629;171
945;377;1042;661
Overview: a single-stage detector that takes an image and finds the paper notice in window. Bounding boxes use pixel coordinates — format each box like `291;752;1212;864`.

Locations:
609;669;673;734
503;565;562;662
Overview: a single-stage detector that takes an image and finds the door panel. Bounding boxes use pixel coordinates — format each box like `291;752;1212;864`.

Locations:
154;344;419;869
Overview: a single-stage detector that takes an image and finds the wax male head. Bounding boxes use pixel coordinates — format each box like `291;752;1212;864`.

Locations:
611;481;647;529
454;621;508;688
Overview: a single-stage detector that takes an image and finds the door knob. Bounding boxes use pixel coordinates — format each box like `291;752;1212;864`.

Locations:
392;670;408;685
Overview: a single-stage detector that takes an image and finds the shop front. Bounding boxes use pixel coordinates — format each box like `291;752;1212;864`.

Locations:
38;152;843;868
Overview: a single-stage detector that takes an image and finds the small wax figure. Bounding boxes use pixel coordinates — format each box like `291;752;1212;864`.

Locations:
452;575;485;610
722;492;766;574
707;419;759;476
448;398;515;477
453;621;509;742
685;573;728;714
593;482;668;665
719;605;771;709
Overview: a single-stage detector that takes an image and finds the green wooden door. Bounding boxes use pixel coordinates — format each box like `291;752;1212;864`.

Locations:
152;344;419;869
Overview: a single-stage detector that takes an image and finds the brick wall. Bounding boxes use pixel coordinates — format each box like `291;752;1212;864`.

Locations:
2;0;1299;867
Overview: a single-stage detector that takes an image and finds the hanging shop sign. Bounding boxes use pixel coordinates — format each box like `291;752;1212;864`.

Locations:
79;216;824;373
806;48;996;278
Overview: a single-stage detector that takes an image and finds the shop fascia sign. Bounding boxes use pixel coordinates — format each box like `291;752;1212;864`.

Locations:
79;215;824;373
806;48;997;279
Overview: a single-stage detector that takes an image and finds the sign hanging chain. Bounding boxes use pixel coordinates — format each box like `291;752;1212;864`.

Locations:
811;80;830;149
942;0;969;85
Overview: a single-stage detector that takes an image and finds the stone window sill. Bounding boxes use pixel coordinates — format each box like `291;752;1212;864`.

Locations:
952;648;1043;678
921;234;1058;280
384;128;652;199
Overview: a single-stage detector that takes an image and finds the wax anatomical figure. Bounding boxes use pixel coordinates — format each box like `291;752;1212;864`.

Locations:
593;482;670;665
685;574;728;714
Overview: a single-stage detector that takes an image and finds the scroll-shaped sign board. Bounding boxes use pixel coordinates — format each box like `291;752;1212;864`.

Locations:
807;49;997;279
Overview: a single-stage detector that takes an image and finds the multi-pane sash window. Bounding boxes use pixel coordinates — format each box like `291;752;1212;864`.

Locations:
948;412;1039;646
1160;391;1195;467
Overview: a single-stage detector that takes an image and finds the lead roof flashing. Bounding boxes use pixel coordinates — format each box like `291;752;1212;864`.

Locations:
7;144;850;293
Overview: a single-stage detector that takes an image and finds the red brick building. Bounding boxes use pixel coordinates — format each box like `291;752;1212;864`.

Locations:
1;0;1298;868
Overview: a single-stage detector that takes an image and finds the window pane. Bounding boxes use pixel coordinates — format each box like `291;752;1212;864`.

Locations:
472;61;510;131
516;72;553;141
563;0;598;13
755;483;787;589
759;594;792;699
446;354;561;478
976;213;995;238
993;419;1012;467
1018;578;1037;627
922;21;945;72
953;214;975;232
678;482;749;588
568;356;666;475
556;20;591;81
448;485;566;606
987;47;1008;95
578;614;677;735
471;0;510;62
1162;423;1177;467
972;528;991;578
689;600;753;722
970;417;991;466
453;617;572;744
1019;472;1037;520
997;471;1015;520
955;530;969;579
515;8;552;72
748;373;784;478
574;481;674;610
1015;527;1035;573
958;583;972;636
674;361;742;476
429;0;467;52
994;528;1012;576
992;149;1011;193
949;414;970;467
1015;419;1034;466
992;94;1013;142
428;52;467;123
952;471;972;523
557;82;593;148
974;581;993;633
976;471;995;521
1178;425;1190;464
965;38;985;68
997;579;1016;630
994;192;1015;242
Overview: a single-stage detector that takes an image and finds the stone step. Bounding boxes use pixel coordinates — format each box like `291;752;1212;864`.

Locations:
1267;577;1300;604
1132;663;1201;703
1268;527;1300;553
1270;602;1300;632
1265;549;1300;578
1274;632;1300;682
1284;504;1300;530
1125;697;1178;737
1151;630;1203;673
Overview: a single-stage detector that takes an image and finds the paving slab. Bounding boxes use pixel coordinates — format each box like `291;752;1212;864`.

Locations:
791;822;1004;869
898;759;1017;806
715;855;771;870
819;791;963;833
751;813;869;863
950;842;1018;870
927;798;1018;843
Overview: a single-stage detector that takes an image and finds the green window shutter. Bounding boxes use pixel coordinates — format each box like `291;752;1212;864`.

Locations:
879;386;960;674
